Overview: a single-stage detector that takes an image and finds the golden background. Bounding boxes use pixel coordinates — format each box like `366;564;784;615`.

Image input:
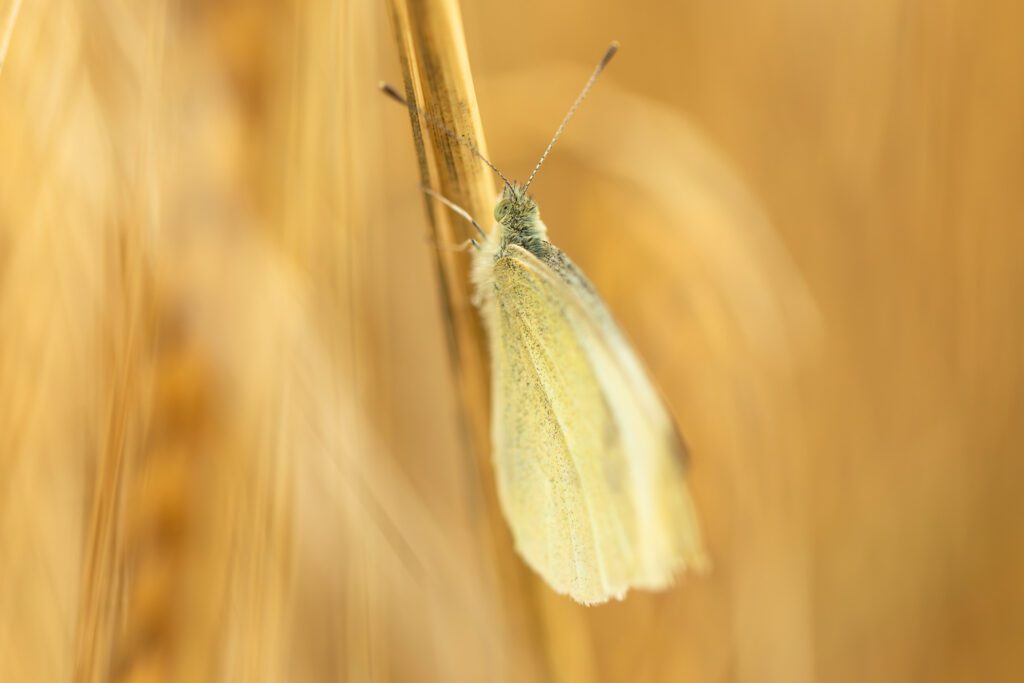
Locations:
0;0;1021;681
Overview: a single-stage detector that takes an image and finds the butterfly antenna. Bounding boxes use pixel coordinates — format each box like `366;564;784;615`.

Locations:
380;82;513;191
524;41;619;191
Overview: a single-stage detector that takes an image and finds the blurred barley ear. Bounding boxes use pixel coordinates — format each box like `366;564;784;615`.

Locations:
384;0;553;678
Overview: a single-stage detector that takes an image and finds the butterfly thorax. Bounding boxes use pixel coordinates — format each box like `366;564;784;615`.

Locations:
493;183;548;257
471;183;549;310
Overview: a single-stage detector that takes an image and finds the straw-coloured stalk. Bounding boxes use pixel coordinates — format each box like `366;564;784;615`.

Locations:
384;0;552;678
384;0;493;455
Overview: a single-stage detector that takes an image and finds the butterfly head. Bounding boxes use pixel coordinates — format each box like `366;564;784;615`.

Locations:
494;183;540;231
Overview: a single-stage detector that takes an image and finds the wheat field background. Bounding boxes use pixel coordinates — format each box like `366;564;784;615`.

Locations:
0;0;1021;681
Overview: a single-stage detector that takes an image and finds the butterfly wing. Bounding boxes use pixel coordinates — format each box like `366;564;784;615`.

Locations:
484;243;706;604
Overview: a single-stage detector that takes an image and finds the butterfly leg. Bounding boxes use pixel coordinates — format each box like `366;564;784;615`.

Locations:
426;236;480;252
421;185;487;239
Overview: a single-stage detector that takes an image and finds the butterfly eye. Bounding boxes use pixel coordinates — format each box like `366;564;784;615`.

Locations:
494;200;509;222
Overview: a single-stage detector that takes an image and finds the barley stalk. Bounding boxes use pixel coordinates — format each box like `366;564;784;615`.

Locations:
383;0;553;678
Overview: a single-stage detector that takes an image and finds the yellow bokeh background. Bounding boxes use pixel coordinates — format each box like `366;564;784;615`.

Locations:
0;0;1021;681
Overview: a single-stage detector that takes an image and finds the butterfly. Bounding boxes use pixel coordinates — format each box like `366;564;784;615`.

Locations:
385;43;707;604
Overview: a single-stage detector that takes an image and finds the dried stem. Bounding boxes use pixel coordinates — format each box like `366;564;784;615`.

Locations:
384;0;551;677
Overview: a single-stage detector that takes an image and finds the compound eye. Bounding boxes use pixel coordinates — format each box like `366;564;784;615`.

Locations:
493;200;509;222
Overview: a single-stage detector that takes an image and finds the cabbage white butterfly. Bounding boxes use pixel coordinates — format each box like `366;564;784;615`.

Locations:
384;43;707;604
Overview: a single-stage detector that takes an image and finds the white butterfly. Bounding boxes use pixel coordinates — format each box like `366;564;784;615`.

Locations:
386;43;707;604
471;180;707;604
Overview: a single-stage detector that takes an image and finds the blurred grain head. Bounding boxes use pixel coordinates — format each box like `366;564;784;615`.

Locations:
0;1;508;681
